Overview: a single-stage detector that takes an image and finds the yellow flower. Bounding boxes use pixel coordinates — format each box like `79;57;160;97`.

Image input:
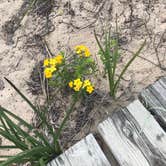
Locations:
73;78;83;87
71;78;83;91
44;68;52;78
54;54;63;64
44;67;57;78
83;79;91;88
69;78;94;93
75;45;83;55
68;81;73;88
44;59;49;67
86;85;94;94
84;47;91;57
50;66;57;72
74;45;91;57
73;86;80;91
49;58;57;66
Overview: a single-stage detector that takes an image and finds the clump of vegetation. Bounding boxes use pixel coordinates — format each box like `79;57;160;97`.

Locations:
0;11;146;164
43;45;96;94
94;24;146;98
0;45;96;166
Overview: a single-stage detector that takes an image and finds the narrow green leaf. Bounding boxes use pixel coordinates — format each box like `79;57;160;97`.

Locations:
0;106;52;149
0;146;17;149
0;106;33;130
0;146;51;166
113;40;146;93
0;115;10;134
4;78;40;117
0;156;13;158
4;78;56;149
0;129;28;151
94;30;105;54
1;112;22;141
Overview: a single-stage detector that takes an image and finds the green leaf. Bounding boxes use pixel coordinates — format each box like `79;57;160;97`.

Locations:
1;112;22;142
4;78;41;118
0;115;10;134
0;106;53;149
39;157;45;166
4;78;56;150
113;40;146;94
0;146;17;149
94;30;105;55
0;129;28;150
0;106;33;130
0;146;51;166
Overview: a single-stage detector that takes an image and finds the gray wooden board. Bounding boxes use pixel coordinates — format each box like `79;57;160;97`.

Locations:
48;134;111;166
98;100;166;166
139;77;166;128
139;88;166;128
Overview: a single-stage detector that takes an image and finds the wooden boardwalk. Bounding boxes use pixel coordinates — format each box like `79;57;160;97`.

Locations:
48;77;166;166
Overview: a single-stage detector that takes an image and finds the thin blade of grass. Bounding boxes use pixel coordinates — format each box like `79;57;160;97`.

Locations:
0;106;52;148
94;30;105;54
4;78;56;149
113;40;146;94
112;38;119;83
53;94;79;153
0;146;51;166
4;78;50;131
1;113;22;142
3;111;54;152
0;156;13;158
0;129;28;151
0;106;33;130
112;15;119;81
4;78;41;117
0;146;17;149
0;115;11;134
1;112;41;148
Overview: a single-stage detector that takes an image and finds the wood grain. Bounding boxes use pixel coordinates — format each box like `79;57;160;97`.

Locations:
98;100;166;166
48;134;111;166
139;78;166;128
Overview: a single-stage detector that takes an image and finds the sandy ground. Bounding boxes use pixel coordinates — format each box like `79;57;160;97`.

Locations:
0;0;166;162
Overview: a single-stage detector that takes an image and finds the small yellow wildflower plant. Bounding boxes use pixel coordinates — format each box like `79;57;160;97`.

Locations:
68;78;94;94
43;46;96;90
74;45;91;57
44;54;64;78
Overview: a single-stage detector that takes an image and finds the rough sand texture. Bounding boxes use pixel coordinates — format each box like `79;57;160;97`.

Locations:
0;0;166;161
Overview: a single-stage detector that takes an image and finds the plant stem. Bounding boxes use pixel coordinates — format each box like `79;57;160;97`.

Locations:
54;93;79;153
113;40;146;95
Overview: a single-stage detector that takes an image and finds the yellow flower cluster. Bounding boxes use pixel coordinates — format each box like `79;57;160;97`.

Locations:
68;78;94;94
44;55;63;78
74;45;91;57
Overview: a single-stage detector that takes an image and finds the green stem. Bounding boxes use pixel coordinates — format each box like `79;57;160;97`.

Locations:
113;40;146;95
54;93;79;153
94;30;105;54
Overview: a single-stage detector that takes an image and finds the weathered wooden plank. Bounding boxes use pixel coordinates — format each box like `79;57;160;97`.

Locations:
49;154;71;166
47;163;52;166
139;78;166;128
139;88;166;128
49;134;111;166
98;100;166;166
158;78;166;90
98;110;151;165
151;80;166;107
127;100;166;161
